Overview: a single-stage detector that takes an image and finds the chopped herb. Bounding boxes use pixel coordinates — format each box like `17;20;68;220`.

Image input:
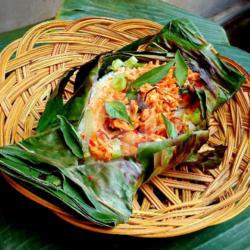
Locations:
112;74;126;91
125;56;138;67
162;114;178;138
126;88;138;100
185;108;201;125
111;58;124;71
112;138;122;159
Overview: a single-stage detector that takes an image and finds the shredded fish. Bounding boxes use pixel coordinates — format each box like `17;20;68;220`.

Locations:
87;62;202;161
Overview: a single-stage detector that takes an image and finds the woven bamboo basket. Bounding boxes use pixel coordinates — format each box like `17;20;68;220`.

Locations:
0;17;249;238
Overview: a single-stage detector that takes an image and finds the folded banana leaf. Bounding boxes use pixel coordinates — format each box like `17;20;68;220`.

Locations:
0;19;245;227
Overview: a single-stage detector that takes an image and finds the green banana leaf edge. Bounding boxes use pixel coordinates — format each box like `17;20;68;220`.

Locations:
0;19;246;228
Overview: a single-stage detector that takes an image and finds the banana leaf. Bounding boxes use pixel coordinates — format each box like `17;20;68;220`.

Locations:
148;19;246;113
0;24;34;52
1;176;249;249
0;130;143;227
0;19;245;227
57;0;229;45
57;0;250;73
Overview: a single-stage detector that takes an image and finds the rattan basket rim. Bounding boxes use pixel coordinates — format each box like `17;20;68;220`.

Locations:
0;17;249;238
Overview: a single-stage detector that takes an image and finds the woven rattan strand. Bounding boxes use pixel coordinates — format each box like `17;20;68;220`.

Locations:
0;17;249;237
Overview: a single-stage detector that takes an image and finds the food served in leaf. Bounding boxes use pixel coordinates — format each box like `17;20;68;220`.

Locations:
82;57;204;162
0;19;245;227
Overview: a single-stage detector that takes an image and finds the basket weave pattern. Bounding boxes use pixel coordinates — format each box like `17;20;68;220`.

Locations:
0;17;249;237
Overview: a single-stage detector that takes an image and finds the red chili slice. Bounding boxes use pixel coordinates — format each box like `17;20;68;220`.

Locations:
182;93;191;103
194;81;204;88
87;175;94;181
89;139;95;146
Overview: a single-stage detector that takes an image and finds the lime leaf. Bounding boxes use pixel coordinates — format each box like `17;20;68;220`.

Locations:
162;114;178;138
105;101;132;125
131;60;174;89
57;115;83;158
195;88;206;118
175;50;188;87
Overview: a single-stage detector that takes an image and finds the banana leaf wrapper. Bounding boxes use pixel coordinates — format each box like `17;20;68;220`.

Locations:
0;19;245;227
